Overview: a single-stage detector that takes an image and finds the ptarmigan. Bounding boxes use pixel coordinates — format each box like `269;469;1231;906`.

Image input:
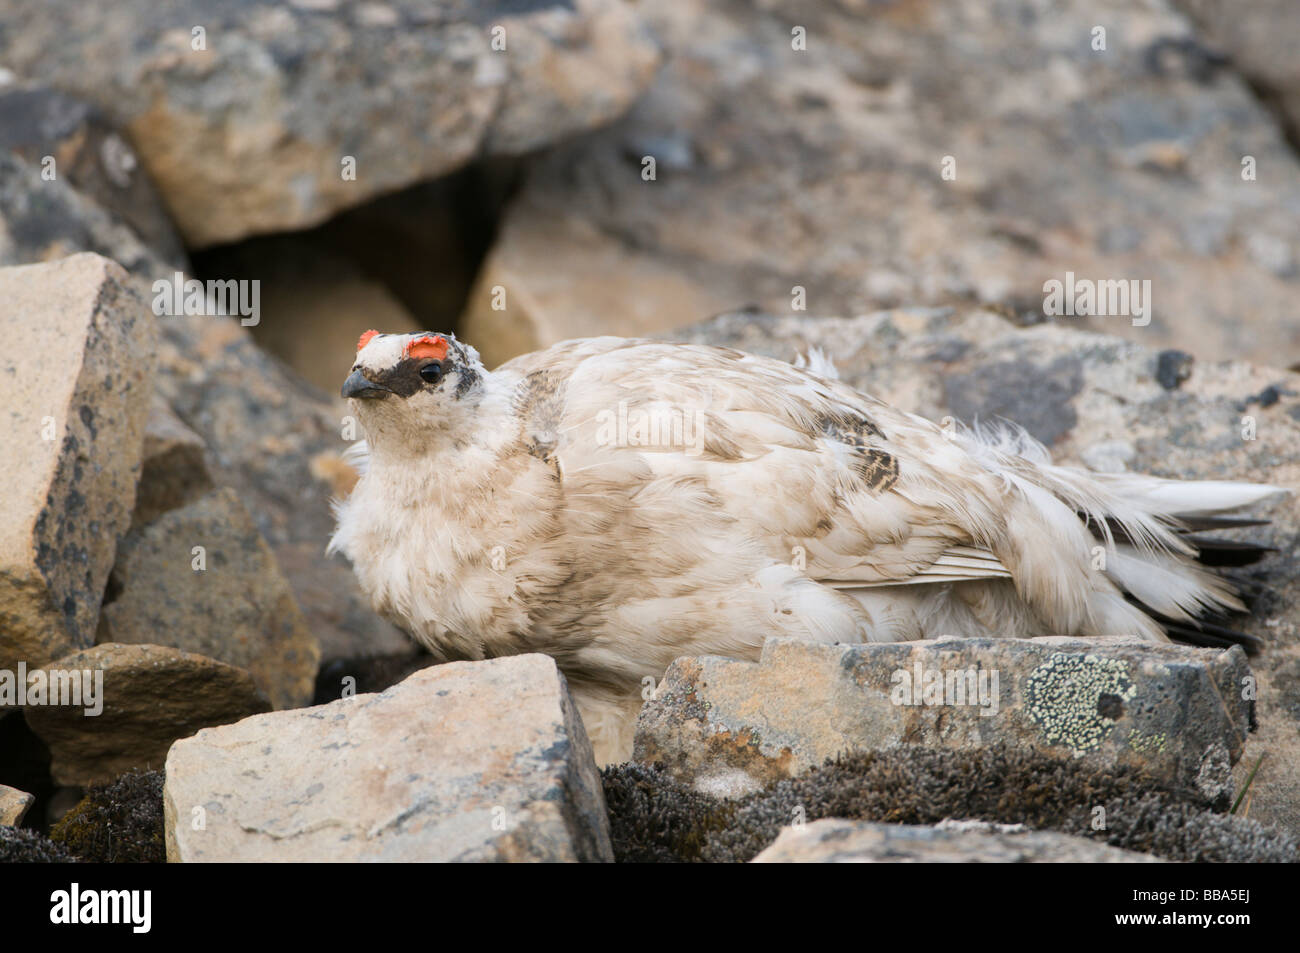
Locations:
330;329;1283;764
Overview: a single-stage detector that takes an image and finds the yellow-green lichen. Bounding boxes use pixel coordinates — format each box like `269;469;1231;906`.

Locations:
1024;653;1135;755
1128;730;1168;754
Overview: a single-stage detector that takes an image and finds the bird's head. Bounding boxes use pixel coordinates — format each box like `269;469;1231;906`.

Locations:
342;330;486;446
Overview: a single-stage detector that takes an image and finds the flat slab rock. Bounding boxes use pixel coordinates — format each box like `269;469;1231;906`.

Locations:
164;654;612;862
635;636;1253;802
752;818;1163;863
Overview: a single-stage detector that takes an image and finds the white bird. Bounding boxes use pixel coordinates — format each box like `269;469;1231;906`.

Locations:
330;330;1284;764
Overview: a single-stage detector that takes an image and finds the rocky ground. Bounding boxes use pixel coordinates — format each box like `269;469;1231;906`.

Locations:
1;0;1298;862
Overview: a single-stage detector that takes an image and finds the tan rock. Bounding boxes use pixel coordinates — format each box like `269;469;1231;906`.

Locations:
0;0;661;246
752;818;1164;863
164;654;612;862
0;784;34;826
460;214;735;369
0;254;154;672
99;488;320;710
22;643;269;786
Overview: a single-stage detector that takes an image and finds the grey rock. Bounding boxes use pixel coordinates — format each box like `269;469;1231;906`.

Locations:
636;636;1254;803
0;0;661;246
752;818;1165;863
1175;0;1300;145
131;394;214;526
164;654;613;862
462;0;1300;368
99;488;320;710
0;83;187;265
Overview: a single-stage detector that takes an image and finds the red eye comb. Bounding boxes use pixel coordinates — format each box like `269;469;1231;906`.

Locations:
356;329;380;352
404;334;449;361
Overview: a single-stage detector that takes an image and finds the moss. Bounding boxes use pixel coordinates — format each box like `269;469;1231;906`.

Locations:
49;769;165;863
0;826;78;863
603;746;1299;863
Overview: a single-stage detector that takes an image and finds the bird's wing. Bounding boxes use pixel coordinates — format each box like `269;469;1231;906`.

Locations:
505;338;1016;589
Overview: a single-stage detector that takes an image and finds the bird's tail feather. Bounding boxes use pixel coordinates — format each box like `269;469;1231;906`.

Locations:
960;419;1287;653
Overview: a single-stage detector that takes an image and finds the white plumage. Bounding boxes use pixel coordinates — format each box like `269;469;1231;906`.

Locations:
330;331;1284;764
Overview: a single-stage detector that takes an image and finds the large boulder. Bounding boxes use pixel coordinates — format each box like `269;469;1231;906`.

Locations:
461;0;1300;367
0;254;154;672
0;0;661;246
164;655;612;862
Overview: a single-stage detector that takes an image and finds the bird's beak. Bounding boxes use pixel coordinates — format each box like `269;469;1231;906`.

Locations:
341;368;392;400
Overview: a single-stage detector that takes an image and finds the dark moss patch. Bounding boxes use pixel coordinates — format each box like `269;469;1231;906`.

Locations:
0;826;79;863
603;746;1299;863
49;769;165;863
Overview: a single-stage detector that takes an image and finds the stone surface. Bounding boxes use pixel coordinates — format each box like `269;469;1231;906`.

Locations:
99;488;320;710
131;394;214;526
22;643;269;786
462;0;1300;367
1175;1;1300;146
752;818;1165;863
0;783;34;825
0;254;154;672
636;636;1254;802
0;0;661;246
676;306;1300;835
0;82;187;266
164;654;613;862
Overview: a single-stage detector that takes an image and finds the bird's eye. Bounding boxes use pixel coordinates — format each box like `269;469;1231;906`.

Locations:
419;362;443;384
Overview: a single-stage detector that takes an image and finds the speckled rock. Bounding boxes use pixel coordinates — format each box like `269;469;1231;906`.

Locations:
676;306;1300;836
635;636;1254;803
99;488;320;710
22;643;269;786
752;818;1165;863
0;254;154;672
131;394;213;526
0;83;187;266
163;654;613;862
1175;1;1300;145
0;0;660;246
462;0;1300;367
0;783;34;825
